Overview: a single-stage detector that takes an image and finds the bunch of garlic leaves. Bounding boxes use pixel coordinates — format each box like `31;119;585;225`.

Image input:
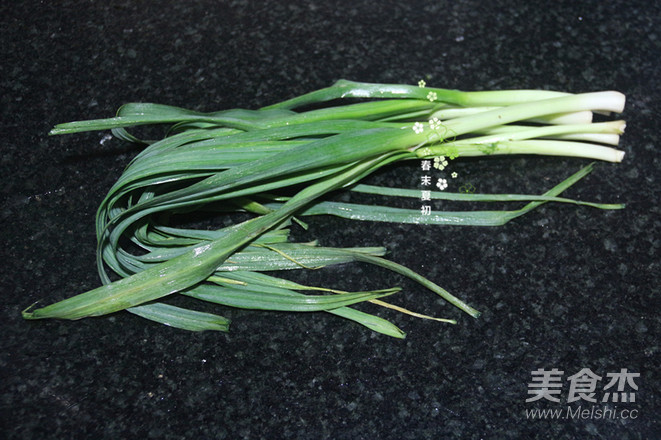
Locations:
23;80;626;338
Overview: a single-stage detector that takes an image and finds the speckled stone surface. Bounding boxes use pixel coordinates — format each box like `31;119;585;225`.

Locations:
1;1;659;439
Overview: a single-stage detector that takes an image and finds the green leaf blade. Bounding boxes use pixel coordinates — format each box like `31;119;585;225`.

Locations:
128;303;230;332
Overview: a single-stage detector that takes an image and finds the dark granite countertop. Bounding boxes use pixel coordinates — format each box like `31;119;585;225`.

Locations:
1;1;659;439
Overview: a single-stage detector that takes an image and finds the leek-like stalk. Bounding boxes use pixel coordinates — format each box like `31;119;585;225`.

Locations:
23;80;627;338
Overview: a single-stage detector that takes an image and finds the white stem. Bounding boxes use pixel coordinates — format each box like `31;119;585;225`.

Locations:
445;140;625;163
440;92;625;137
431;107;593;125
543;111;594;124
478;120;625;136
432;106;500;120
551;133;620;146
454;89;570;106
445;121;626;147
